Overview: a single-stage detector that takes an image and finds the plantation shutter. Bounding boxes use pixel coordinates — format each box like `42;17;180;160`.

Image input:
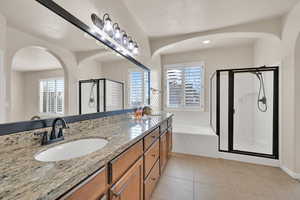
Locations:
166;65;203;109
40;79;64;114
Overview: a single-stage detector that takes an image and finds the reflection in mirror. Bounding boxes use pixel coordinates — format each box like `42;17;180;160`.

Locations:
0;1;149;124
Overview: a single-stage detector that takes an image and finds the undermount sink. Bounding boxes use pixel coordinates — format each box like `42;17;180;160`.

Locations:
35;138;108;162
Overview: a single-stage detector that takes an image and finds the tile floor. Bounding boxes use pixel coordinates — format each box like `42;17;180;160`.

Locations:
151;154;300;200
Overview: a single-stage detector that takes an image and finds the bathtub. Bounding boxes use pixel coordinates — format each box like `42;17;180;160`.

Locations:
172;124;218;158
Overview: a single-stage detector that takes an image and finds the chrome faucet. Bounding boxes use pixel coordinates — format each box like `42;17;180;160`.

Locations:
35;118;69;146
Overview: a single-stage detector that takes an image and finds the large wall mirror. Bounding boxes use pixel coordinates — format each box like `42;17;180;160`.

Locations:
0;0;150;130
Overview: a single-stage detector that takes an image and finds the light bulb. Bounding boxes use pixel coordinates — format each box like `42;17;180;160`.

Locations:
104;20;112;32
128;38;134;50
123;32;128;46
202;40;211;44
91;13;104;30
103;14;112;32
133;43;139;54
113;24;121;39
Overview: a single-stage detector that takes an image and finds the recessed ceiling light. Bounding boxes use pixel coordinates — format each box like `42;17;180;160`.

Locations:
203;40;211;44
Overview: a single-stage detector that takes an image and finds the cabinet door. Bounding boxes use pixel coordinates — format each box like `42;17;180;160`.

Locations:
160;132;168;173
110;158;143;200
167;128;173;156
64;167;107;200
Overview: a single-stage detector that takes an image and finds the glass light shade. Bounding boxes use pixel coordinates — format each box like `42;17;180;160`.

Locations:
133;44;139;54
123;33;128;46
114;28;121;39
103;14;113;32
128;39;134;50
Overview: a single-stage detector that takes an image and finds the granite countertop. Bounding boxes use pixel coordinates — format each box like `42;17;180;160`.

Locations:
0;113;172;200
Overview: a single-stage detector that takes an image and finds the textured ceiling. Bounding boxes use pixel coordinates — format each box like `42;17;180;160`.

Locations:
122;0;300;37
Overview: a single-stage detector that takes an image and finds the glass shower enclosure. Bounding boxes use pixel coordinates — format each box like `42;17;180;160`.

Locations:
210;66;279;159
79;78;124;114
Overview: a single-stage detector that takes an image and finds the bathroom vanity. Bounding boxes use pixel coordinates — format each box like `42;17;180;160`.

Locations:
0;113;173;200
62;115;173;200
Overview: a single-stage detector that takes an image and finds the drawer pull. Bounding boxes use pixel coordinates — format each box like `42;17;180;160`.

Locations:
151;154;156;157
151;135;156;139
151;178;156;181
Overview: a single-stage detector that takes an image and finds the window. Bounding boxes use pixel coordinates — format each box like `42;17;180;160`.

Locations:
129;70;149;107
165;63;204;110
39;78;64;114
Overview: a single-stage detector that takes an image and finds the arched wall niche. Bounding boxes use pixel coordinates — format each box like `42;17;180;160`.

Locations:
10;45;68;121
3;27;79;122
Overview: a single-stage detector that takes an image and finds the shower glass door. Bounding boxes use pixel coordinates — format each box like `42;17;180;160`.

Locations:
229;68;278;158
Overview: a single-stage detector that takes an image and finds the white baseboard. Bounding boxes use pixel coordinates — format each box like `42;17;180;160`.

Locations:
218;152;280;167
280;166;300;179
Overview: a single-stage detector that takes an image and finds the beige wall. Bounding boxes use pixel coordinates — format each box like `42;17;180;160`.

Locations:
10;71;25;121
295;35;300;173
281;1;300;175
162;44;254;111
0;13;6;122
78;59;102;80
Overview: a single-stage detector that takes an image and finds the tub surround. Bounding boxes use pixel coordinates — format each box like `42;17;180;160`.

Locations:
0;112;173;200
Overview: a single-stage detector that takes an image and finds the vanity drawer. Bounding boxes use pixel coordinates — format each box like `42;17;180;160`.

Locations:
144;127;159;150
64;167;107;200
160;120;168;134
144;160;160;200
110;140;143;184
144;139;159;178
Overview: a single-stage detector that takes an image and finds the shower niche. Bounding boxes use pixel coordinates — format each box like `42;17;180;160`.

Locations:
79;79;124;114
210;66;279;159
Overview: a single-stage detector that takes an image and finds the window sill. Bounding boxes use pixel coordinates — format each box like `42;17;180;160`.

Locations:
164;108;205;112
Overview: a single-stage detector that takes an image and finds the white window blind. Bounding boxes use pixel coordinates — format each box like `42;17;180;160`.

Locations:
165;64;204;110
39;78;64;114
129;71;149;107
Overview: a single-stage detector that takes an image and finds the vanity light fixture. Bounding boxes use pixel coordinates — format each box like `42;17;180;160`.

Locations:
203;40;211;44
91;13;139;55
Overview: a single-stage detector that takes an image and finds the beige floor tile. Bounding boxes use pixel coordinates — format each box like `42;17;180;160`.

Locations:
163;155;195;181
194;182;236;200
151;155;300;200
152;175;194;200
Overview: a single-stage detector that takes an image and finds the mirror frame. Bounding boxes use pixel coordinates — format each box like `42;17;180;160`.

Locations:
0;0;151;135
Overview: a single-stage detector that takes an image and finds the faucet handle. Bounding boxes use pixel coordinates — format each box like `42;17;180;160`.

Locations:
34;131;48;145
57;128;64;138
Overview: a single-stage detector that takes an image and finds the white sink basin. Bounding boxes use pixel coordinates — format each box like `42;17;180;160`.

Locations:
35;138;108;162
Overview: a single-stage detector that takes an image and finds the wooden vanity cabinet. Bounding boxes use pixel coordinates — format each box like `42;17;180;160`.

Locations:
144;127;160;150
144;139;160;178
110;158;144;200
109;140;143;184
144;161;160;200
167;128;173;155
60;116;173;200
159;131;168;173
64;167;107;200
